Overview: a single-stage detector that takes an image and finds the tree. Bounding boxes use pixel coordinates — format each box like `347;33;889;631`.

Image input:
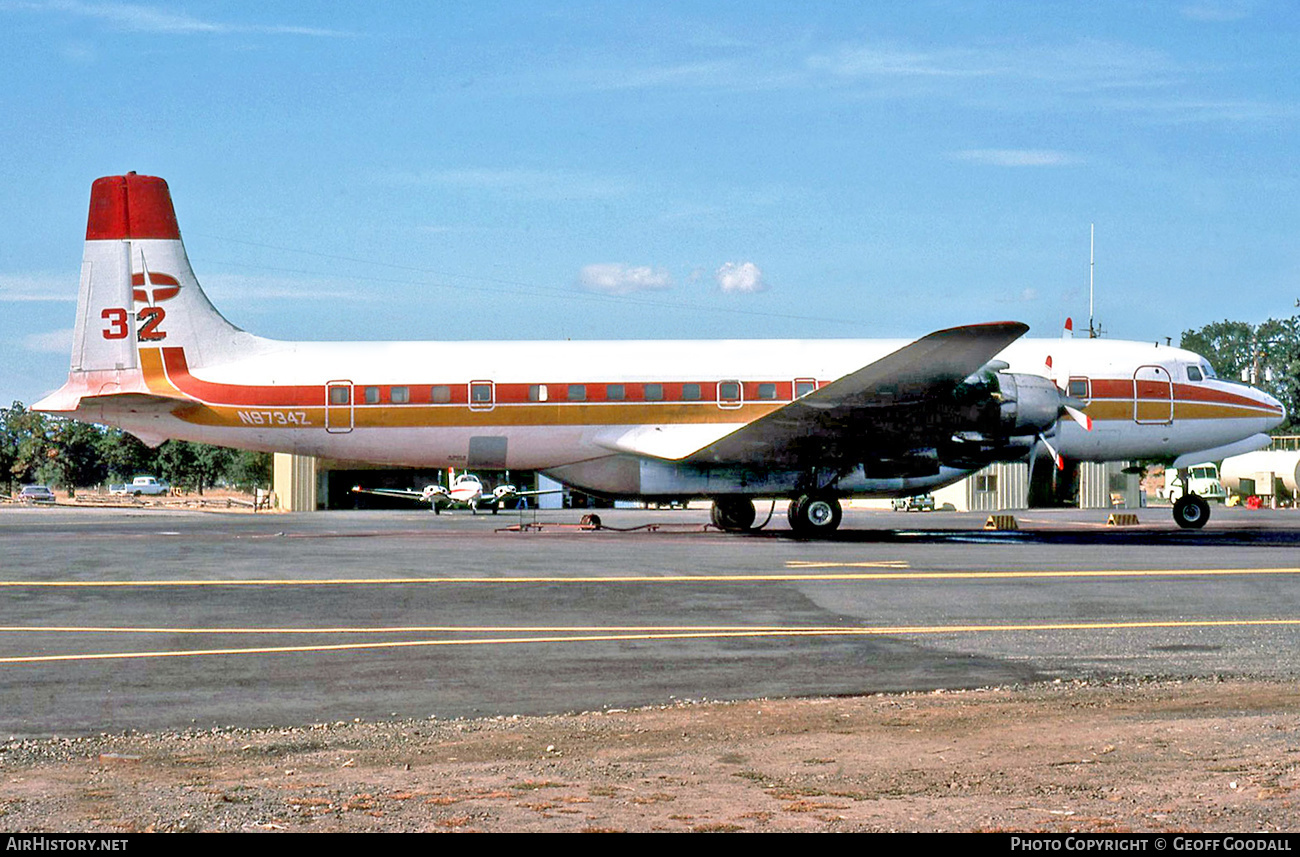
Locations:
227;450;272;492
156;440;234;495
96;427;159;483
44;418;107;496
2;403;54;489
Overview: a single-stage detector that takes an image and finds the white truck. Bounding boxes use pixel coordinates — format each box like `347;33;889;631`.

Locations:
109;476;171;496
1159;463;1226;503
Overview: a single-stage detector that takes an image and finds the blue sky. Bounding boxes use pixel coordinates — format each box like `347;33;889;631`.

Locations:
2;1;1297;407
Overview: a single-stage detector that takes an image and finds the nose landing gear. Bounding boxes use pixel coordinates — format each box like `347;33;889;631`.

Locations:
1173;493;1210;529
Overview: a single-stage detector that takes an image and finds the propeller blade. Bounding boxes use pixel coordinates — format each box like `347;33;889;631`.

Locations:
1064;404;1092;431
1038;432;1064;471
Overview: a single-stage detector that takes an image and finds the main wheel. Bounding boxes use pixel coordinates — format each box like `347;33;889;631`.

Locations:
1173;494;1210;529
710;497;757;532
787;494;843;536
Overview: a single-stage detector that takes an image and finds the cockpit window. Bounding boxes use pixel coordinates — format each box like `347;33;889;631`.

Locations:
1201;361;1217;379
1186;365;1203;382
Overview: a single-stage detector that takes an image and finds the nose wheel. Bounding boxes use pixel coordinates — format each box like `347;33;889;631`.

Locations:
787;494;843;536
1173;494;1210;529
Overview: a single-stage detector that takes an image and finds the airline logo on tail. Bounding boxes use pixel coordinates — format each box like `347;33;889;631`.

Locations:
127;264;179;342
132;269;181;305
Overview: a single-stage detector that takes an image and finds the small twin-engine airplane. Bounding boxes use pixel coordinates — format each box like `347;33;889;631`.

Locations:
35;174;1286;534
351;471;559;514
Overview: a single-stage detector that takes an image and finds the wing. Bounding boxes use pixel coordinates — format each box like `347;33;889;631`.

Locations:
490;485;564;500
685;322;1029;467
351;486;437;503
511;488;565;498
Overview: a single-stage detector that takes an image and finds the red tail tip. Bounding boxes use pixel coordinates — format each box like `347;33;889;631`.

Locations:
86;174;181;241
1064;317;1073;331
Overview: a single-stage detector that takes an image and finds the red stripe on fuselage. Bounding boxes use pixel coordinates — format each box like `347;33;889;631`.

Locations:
153;347;1280;419
159;348;321;406
1087;378;1282;415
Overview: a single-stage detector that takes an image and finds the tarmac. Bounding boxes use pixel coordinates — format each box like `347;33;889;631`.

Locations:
2;503;1298;738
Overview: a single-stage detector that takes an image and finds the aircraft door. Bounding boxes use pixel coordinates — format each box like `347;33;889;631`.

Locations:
1133;365;1173;425
326;380;354;433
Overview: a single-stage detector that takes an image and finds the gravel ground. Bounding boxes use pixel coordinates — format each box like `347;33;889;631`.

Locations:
3;677;1299;832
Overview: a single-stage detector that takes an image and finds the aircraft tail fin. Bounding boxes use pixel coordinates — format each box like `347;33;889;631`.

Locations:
38;173;265;414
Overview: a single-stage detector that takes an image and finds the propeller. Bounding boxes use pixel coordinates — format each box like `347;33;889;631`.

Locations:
1045;352;1092;432
1025;366;1092;490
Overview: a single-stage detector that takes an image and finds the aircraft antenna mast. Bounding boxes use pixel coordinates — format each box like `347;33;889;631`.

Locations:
1088;223;1096;339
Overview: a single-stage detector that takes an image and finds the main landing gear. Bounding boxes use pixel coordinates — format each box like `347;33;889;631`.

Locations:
787;494;843;537
709;494;844;536
710;497;757;532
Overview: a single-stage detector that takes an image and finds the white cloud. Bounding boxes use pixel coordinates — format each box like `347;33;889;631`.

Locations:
26;1;349;37
808;44;996;80
1180;1;1258;22
396;167;633;200
0;273;78;302
950;149;1080;167
23;328;73;354
577;264;673;295
715;262;768;294
201;273;363;302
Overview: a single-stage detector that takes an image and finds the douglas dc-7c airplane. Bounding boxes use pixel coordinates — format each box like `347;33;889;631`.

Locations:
35;174;1286;534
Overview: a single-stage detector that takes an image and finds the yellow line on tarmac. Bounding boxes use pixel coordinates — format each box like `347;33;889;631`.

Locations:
4;566;1300;586
783;565;1300;580
3;618;1299;664
0;624;827;635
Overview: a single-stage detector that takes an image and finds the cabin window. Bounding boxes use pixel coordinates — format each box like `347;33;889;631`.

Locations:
1186;365;1203;382
329;386;350;405
567;384;586;402
363;386;381;405
391;386;410;404
1067;378;1090;399
529;384;548;402
431;385;451;403
471;384;492;403
606;384;625;401
644;383;663;401
682;383;701;401
757;383;777;400
719;381;740;400
795;380;816;398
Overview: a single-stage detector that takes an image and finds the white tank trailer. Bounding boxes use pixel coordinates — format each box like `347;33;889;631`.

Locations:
1220;450;1300;498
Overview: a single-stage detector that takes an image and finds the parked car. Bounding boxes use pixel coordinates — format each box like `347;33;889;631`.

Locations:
108;476;171;496
17;485;56;503
891;494;935;512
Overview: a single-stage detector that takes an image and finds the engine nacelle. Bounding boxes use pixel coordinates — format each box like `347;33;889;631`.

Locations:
941;371;1065;469
994;372;1062;436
